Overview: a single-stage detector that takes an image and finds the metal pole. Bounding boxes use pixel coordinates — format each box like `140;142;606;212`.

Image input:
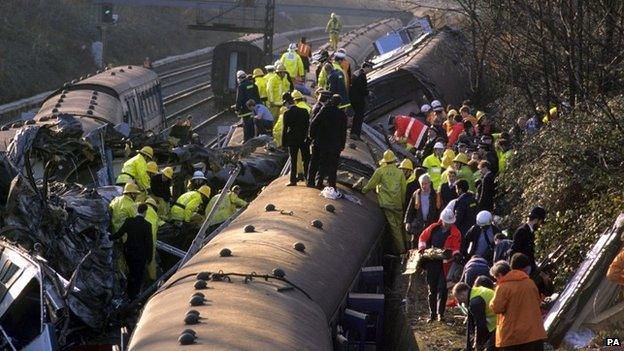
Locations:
263;0;275;64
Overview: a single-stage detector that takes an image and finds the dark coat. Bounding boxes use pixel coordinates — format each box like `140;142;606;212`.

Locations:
476;170;496;212
461;224;502;263
404;189;439;234
439;182;458;208
309;104;347;152
349;69;368;107
405;178;419;209
327;69;349;104
461;256;491;286
454;191;478;235
484;150;499;175
150;174;172;202
111;215;153;263
281;105;310;146
511;223;536;265
236;77;261;111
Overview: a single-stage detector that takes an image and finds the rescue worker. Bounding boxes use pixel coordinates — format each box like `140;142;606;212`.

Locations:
150;166;173;216
110;182;140;234
349;60;373;139
281;92;310;186
116;146;154;191
422;142;445;190
325;12;342;51
170;185;212;223
495;138;511;173
246;99;274;136
143;57;153;69
297;37;312;73
144;197;161;281
461;210;501;264
362;150;407;255
110;203;153;300
235;70;261;142
252;68;268;104
454;179;478;236
146;161;158;178
325;63;348;108
476;160;496;212
307;94;347;189
265;65;282;118
280;43;305;82
452;282;497;351
205;185;248;231
187;170;207;191
490;255;547;350
418;208;462;322
317;52;345;90
315;50;330;82
277;63;293;93
510;206;546;270
404;174;440;247
292;90;311;113
399;159;418;208
335;49;352;89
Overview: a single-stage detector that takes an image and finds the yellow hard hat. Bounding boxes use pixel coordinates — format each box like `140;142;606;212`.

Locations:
123;182;140;194
399;159;413;171
291;90;304;100
146;161;158;174
379;150;397;165
145;197;158;207
198;185;211;199
252;68;264;77
139;146;154;159
162;166;174;180
453;153;470;165
476;111;486;121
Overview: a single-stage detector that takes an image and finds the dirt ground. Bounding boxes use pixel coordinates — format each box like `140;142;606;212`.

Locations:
399;270;466;351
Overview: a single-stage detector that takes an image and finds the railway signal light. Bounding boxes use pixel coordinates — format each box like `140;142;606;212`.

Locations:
101;4;114;23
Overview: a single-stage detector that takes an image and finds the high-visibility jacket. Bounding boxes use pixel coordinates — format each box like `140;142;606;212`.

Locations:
441;148;456;169
116;154;150;190
326;17;342;34
280;51;304;79
296;101;311;113
362;163;406;211
317;61;344;90
392;115;428;148
266;73;283;107
497;149;512;173
205;191;248;226
169;190;204;222
422;154;443;190
281;75;292;94
469;286;497;332
297;43;311;58
145;205;161;280
272;107;287;147
254;76;267;101
109;195;137;234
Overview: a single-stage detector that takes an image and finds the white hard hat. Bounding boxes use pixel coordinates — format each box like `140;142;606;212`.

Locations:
265;65;275;71
191;170;207;181
431;100;443;112
337;48;346;54
334;51;346;59
440;208;456;224
433;141;445;149
288;43;297;51
236;70;246;79
476;210;493;227
420;104;432;113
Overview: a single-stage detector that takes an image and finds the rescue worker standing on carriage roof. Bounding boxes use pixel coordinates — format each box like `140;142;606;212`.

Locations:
307;94;347;189
116;146;154;191
349;60;373;140
110;203;153;300
297;37;312;73
281;92;310;186
361;150;407;255
324;63;349;111
326;12;342;51
235;70;261;142
280;43;305;83
418;208;462;323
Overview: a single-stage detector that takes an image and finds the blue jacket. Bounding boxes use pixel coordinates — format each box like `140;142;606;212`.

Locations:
327;69;349;105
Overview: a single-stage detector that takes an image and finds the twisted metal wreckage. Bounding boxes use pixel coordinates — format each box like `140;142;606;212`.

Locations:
0;114;284;350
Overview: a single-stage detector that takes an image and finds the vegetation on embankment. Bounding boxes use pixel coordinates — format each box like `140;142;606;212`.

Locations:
0;0;383;104
448;0;624;286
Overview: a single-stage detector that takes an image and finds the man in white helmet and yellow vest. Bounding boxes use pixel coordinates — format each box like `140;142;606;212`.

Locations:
280;43;305;83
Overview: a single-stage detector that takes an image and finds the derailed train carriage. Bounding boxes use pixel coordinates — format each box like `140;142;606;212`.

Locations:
127;27;470;351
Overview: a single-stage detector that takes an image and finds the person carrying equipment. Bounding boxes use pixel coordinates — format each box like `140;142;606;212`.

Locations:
362;150;407;255
116;146;154;191
326;12;342;51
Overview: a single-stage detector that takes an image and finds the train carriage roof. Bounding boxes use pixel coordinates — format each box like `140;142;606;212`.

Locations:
75;66;158;95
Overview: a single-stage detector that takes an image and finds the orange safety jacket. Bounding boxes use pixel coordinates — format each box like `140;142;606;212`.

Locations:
298;43;311;58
